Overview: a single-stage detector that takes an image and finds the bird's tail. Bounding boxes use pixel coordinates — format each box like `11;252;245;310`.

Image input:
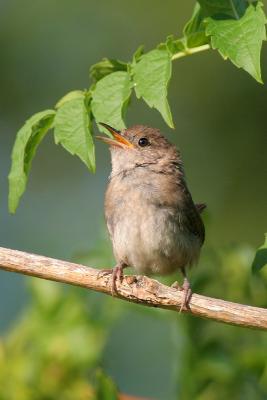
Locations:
195;203;207;214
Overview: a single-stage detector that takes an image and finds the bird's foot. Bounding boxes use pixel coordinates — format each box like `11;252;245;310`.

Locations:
111;264;124;295
179;277;192;313
171;278;192;312
97;263;125;296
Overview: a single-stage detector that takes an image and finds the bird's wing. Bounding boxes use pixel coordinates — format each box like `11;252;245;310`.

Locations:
183;189;205;244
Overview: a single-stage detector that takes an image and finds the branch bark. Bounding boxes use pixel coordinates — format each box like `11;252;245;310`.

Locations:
0;246;266;330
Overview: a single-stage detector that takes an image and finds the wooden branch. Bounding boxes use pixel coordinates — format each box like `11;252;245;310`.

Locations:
0;246;266;330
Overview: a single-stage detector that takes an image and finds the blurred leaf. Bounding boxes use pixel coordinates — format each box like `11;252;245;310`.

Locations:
90;58;128;82
30;278;62;312
95;369;119;400
252;233;267;273
55;90;85;109
8;110;55;213
205;3;267;83
133;49;174;128
0;278;116;399
91;71;132;133
183;3;209;48
198;0;248;19
54;92;95;172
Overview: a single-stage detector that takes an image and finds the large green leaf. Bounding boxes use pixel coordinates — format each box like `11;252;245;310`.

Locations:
252;233;267;273
54;92;95;172
133;49;174;128
91;71;132;133
8;110;55;213
198;0;248;19
205;3;266;83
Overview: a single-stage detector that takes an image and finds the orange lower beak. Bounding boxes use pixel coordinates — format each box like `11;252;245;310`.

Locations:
96;123;133;149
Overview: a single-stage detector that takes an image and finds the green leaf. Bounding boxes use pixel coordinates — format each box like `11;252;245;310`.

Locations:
91;71;132;133
95;370;118;400
90;58;127;83
183;4;210;48
252;233;267;273
54;93;95;172
8;110;55;213
133;49;174;128
198;0;248;19
55;90;85;109
205;3;267;83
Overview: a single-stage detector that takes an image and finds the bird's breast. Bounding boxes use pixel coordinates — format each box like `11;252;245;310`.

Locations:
105;177;201;275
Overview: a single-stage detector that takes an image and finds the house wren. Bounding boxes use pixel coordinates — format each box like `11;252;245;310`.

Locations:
97;123;205;310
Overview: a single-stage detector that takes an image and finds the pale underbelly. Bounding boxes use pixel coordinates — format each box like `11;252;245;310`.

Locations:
110;207;201;276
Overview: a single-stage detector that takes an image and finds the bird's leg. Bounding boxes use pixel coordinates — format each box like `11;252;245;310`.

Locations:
97;262;126;295
179;267;192;312
111;263;125;295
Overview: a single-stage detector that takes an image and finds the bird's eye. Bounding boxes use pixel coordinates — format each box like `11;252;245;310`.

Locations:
138;137;149;147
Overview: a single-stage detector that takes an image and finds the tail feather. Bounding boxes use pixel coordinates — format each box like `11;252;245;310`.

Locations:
195;203;207;214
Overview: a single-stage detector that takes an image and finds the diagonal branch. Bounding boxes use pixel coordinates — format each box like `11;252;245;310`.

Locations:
0;246;266;330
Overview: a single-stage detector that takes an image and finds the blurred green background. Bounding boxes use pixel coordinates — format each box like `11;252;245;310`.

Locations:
1;0;267;399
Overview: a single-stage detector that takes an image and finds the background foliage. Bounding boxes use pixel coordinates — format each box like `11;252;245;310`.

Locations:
1;0;267;399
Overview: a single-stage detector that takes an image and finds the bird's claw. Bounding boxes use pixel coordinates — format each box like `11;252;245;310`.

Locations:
171;278;192;312
111;264;124;295
97;264;124;296
179;277;192;313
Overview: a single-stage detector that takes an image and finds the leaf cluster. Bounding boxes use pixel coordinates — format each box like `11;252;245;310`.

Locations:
8;0;266;214
0;278;120;399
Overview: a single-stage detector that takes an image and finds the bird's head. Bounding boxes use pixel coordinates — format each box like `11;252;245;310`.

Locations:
97;123;180;176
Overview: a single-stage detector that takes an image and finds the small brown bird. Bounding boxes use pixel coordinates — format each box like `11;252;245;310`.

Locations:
97;123;205;310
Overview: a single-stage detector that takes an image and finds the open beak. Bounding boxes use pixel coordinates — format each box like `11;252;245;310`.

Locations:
96;122;133;149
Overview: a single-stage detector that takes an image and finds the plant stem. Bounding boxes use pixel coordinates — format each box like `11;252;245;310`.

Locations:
171;44;211;61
